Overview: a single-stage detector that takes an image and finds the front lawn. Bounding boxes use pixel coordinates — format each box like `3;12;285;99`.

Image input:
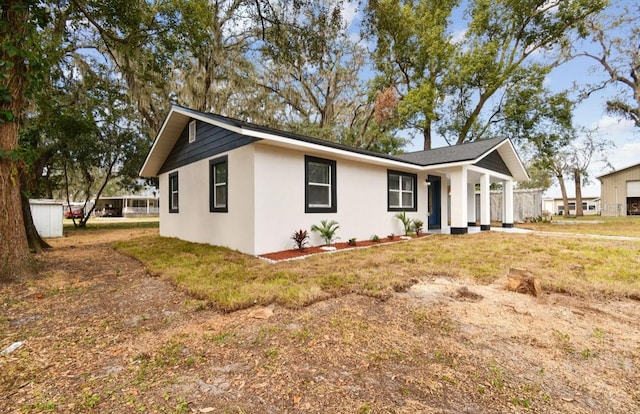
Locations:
520;215;640;237
114;230;640;312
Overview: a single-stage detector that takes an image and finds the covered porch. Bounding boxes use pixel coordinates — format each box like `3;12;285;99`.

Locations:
398;137;529;235
428;166;519;234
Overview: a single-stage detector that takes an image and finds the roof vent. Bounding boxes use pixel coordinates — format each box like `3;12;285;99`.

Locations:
189;120;196;143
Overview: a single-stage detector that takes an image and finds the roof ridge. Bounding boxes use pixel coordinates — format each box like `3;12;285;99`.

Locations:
401;136;507;156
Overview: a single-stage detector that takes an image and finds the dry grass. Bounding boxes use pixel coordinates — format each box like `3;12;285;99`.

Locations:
520;215;640;237
114;225;640;311
4;223;640;413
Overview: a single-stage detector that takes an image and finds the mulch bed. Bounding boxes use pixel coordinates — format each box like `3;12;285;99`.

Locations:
259;234;430;262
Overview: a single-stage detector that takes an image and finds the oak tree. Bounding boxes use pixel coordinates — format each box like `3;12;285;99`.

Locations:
572;1;640;128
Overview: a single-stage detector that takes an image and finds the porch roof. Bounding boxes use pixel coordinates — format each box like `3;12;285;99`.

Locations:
395;137;506;165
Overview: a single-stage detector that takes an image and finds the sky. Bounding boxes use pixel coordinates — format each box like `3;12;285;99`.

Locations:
536;38;639;198
341;0;639;199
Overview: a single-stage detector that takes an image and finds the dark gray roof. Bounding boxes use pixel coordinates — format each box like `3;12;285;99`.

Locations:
143;105;528;179
395;137;508;166
172;105;511;167
172;105;419;165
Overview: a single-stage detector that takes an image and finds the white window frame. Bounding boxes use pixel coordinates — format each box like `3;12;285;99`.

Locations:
308;162;331;208
189;120;196;143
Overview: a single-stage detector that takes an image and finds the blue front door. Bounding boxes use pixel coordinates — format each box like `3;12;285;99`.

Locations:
428;175;441;229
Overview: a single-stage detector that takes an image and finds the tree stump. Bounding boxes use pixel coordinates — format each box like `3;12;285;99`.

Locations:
506;268;542;297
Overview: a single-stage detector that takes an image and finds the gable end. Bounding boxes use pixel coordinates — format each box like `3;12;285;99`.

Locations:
159;119;259;174
474;150;511;176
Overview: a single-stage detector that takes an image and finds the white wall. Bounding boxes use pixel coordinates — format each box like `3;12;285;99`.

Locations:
159;145;256;253
252;144;428;255
159;143;431;255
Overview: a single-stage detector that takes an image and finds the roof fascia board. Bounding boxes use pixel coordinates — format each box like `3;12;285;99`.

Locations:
421;160;471;170
139;108;181;176
140;106;246;177
499;139;530;181
470;138;529;181
249;130;424;170
472;138;508;162
467;164;514;181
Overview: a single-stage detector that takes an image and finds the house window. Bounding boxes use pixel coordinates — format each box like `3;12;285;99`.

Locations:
210;156;228;212
169;172;179;213
388;170;417;212
305;155;337;213
189;120;196;143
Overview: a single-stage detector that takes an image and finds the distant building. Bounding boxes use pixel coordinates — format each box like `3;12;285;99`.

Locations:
542;197;600;216
93;195;159;218
597;162;640;217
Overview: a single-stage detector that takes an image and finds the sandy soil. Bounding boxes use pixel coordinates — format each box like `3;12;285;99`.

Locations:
1;228;638;413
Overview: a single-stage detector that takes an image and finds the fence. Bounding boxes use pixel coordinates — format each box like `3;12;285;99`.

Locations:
475;189;543;223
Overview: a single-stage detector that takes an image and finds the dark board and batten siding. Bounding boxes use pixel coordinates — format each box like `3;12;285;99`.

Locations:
158;120;260;174
474;150;511;176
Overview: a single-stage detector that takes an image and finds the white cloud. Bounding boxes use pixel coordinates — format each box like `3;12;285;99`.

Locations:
605;142;640;172
450;29;467;44
594;115;635;134
340;1;359;28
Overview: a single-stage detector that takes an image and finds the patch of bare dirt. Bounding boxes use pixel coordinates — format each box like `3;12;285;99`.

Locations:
1;229;639;413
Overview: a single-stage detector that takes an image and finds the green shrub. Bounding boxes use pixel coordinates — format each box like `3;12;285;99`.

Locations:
311;220;340;246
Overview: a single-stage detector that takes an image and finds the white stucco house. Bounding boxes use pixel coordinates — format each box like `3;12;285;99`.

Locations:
140;105;529;255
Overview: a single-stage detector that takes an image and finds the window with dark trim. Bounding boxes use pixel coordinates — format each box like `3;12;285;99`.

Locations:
168;172;179;213
209;156;228;212
387;170;417;212
305;155;337;213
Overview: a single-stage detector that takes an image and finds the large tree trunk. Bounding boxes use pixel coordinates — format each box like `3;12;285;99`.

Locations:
0;1;35;280
20;150;54;253
574;170;584;217
21;192;51;253
423;124;432;151
556;172;570;217
0;122;32;280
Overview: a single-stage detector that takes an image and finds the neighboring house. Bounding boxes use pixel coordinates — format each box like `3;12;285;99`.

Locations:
139;105;529;256
93;195;159;218
542;197;600;216
597;162;640;217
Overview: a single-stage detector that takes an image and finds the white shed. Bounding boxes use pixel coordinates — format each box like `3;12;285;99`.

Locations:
29;199;63;238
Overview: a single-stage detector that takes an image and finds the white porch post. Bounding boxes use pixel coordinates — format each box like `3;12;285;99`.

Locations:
480;173;491;231
503;179;514;228
450;166;468;234
440;175;449;233
467;183;476;227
